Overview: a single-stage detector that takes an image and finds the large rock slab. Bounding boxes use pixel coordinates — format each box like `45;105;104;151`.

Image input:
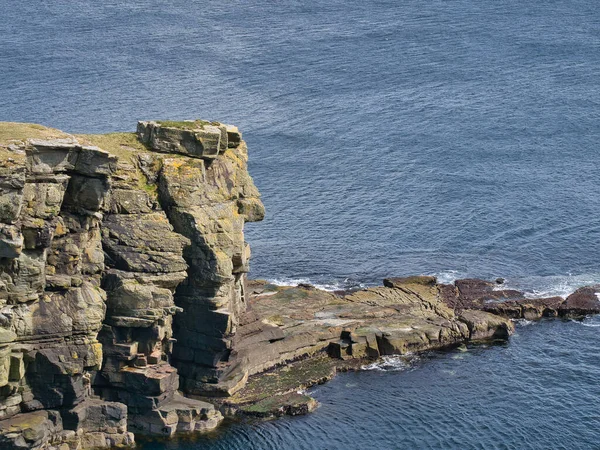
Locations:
137;121;226;160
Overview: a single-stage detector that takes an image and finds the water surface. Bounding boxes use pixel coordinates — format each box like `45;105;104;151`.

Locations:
1;1;599;448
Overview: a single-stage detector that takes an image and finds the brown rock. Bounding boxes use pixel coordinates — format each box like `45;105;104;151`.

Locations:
383;275;437;288
560;286;600;317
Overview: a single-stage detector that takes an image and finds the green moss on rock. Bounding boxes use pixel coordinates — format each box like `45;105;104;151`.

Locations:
155;119;215;130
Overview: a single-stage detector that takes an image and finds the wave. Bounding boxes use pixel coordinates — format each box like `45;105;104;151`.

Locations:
266;277;367;292
361;355;418;372
570;316;600;328
433;270;467;285
434;271;600;299
267;272;600;298
500;274;600;299
513;319;536;327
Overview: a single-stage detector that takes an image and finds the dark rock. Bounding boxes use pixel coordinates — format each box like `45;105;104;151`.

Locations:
451;278;525;311
560;286;600;317
383;275;437;288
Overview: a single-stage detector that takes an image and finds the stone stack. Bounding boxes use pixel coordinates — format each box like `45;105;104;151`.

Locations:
95;153;222;436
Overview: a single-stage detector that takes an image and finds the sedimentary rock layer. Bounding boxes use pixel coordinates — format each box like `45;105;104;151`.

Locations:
219;276;599;417
0;120;263;448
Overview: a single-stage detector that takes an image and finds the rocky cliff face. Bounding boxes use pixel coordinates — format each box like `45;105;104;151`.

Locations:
0;120;264;448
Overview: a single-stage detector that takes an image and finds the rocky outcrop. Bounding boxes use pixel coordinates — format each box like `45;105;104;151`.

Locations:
144;121;266;397
219;276;600;417
244;276;513;366
0;120;262;448
437;278;600;320
1;120;599;447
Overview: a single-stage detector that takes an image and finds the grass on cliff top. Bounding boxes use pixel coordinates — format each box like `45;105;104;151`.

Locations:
0;122;71;146
75;132;149;161
156;119;217;130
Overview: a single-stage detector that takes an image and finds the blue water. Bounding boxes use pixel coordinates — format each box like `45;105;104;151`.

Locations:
2;1;599;448
138;317;600;450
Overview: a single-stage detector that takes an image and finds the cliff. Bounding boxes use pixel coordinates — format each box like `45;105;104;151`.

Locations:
0;120;264;448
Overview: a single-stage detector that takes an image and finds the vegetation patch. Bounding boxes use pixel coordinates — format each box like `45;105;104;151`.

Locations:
0;122;70;147
227;354;338;406
239;392;317;417
156;119;217;130
75;132;149;161
0;122;72;163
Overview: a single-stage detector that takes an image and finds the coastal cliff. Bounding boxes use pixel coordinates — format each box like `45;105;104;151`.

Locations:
0;120;263;448
0;120;598;449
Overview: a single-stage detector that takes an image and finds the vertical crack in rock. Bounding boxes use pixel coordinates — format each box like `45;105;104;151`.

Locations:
96;129;223;437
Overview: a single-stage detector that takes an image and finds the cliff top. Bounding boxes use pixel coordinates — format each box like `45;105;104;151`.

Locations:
0;122;71;165
0;119;243;168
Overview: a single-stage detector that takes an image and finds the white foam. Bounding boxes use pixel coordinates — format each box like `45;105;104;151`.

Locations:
361;355;417;372
513;318;535;327
268;272;600;299
501;274;600;299
434;270;464;285
571;316;600;328
266;277;366;292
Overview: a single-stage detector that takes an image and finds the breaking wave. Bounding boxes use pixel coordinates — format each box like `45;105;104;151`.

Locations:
361;355;419;372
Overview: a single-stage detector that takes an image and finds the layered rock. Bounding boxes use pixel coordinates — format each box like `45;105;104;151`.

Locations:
137;121;266;397
0;120;262;447
244;276;514;366
0;134;134;449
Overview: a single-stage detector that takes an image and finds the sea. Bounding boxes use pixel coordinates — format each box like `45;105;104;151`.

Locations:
1;1;599;448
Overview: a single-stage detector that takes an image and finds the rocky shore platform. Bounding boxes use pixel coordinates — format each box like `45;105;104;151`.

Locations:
200;276;600;419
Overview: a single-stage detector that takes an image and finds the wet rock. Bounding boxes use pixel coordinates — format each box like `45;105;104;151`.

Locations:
560;286;600;317
383;275;437;288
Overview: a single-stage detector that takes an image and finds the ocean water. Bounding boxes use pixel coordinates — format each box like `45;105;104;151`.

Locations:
1;0;599;448
138;317;600;450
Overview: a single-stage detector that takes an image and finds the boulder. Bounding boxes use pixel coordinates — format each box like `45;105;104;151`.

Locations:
137;121;226;160
560;286;600;317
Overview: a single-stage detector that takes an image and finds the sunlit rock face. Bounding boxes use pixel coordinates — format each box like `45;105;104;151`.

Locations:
0;120;263;447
